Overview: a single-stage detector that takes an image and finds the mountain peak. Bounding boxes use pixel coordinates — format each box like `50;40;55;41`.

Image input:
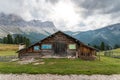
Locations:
0;13;25;26
0;13;58;40
0;13;23;21
0;13;56;29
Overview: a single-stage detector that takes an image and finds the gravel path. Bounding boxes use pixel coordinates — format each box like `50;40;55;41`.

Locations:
0;74;120;80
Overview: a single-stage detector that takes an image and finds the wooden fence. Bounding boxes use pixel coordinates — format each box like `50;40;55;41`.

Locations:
104;51;120;59
0;56;18;62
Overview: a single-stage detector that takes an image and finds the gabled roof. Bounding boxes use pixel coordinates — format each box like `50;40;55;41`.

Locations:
17;31;98;53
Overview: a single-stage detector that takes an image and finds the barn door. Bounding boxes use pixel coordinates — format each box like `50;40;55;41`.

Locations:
54;42;67;56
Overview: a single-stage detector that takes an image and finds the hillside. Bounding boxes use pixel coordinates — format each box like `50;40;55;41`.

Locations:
112;48;120;52
65;23;120;47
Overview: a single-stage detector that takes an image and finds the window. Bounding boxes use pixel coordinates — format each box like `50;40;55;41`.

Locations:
42;44;52;49
34;46;40;51
69;44;76;49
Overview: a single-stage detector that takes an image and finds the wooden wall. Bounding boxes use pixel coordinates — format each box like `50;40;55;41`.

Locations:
78;44;96;60
18;32;96;60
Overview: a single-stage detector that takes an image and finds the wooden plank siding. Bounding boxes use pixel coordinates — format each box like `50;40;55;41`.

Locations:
17;31;97;60
78;45;96;60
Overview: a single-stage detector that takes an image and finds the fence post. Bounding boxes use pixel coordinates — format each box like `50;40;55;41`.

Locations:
98;51;101;61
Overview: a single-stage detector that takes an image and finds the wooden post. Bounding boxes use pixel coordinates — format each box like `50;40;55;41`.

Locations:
98;51;100;61
76;51;78;58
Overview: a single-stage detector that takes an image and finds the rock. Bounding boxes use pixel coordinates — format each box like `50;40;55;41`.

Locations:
33;63;40;65
39;62;45;64
10;59;19;62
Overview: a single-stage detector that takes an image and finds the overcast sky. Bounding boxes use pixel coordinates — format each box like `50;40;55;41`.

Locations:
0;0;120;31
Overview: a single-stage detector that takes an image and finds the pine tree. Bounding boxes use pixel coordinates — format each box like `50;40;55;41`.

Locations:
105;45;111;50
88;44;90;46
3;37;7;44
19;35;23;43
2;34;31;46
114;44;119;49
14;37;18;44
100;42;105;50
7;34;13;44
16;35;19;44
93;45;97;48
25;39;30;47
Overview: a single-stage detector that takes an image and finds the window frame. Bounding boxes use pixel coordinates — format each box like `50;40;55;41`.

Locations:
68;44;76;50
41;44;52;50
33;45;40;51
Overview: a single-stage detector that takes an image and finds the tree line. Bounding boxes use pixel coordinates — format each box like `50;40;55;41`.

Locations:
1;34;31;47
92;41;120;51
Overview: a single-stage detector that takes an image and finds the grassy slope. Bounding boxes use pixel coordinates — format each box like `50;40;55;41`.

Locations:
0;44;119;75
112;48;120;52
0;44;18;56
103;48;120;56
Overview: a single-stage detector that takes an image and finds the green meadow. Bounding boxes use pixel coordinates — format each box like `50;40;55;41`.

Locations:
0;44;18;56
0;44;120;75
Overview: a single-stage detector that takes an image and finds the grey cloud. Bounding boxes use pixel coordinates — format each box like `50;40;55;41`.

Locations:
0;0;120;31
73;0;112;10
72;0;120;15
45;0;59;4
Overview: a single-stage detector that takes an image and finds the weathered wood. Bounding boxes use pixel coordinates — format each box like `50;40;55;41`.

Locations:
18;31;97;60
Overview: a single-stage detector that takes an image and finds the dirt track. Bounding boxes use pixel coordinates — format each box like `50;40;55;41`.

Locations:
0;74;120;80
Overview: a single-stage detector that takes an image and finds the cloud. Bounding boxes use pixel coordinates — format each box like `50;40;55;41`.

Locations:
0;0;120;31
71;0;120;30
45;0;59;4
72;0;120;14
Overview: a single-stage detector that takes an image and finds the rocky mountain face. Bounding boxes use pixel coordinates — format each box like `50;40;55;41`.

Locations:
0;13;120;47
65;23;120;47
0;13;58;42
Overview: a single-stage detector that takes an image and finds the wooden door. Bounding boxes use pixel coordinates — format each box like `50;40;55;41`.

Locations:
54;42;67;56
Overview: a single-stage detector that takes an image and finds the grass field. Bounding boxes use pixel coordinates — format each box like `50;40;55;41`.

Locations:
0;44;18;51
0;44;18;56
111;48;120;52
103;48;120;58
0;57;119;75
0;44;120;75
0;51;17;56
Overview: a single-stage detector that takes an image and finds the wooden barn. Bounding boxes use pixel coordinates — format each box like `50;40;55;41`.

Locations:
17;31;97;60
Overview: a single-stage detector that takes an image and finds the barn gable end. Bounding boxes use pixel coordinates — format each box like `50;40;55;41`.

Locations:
17;31;97;60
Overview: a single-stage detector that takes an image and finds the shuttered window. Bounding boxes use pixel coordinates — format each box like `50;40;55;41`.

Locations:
34;46;40;51
69;44;76;49
42;44;52;49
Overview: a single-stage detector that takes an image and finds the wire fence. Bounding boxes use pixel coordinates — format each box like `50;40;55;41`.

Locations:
104;51;120;59
0;56;18;62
